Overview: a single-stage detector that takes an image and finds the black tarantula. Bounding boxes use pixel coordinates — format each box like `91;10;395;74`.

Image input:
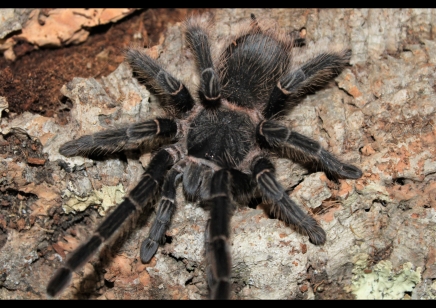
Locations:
47;14;362;299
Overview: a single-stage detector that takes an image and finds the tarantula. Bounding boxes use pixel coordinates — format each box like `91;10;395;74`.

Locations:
47;14;362;299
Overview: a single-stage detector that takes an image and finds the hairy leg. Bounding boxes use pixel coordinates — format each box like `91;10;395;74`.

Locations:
140;165;183;263
257;120;362;179
125;48;195;114
47;147;179;298
264;49;351;119
206;169;234;299
59;118;178;157
185;17;221;106
252;156;326;245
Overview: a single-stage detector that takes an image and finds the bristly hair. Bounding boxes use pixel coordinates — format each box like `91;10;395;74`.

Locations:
216;16;294;109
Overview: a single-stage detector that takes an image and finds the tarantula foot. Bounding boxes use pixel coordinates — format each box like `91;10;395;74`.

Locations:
140;239;159;263
46;267;72;298
59;136;93;157
337;164;363;179
319;149;363;180
307;225;327;246
211;280;230;300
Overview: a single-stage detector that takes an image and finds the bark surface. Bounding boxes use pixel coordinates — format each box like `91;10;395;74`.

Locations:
1;9;435;299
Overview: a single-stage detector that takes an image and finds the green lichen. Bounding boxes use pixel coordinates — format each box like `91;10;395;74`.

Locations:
347;253;421;299
62;183;125;216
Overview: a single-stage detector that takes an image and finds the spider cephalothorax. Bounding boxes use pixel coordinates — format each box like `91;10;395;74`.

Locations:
47;14;362;299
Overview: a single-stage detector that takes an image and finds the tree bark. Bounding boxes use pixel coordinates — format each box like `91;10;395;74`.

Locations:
1;8;435;299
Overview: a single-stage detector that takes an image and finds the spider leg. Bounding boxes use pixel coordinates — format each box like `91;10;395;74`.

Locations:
185;18;221;106
257;120;362;179
206;169;234;299
252;156;326;245
263;49;351;119
59;118;178;157
125;48;195;114
140;165;183;263
47;147;179;298
204;168;252;299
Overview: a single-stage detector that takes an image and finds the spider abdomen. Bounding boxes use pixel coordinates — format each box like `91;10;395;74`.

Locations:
219;33;291;108
187;108;255;168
